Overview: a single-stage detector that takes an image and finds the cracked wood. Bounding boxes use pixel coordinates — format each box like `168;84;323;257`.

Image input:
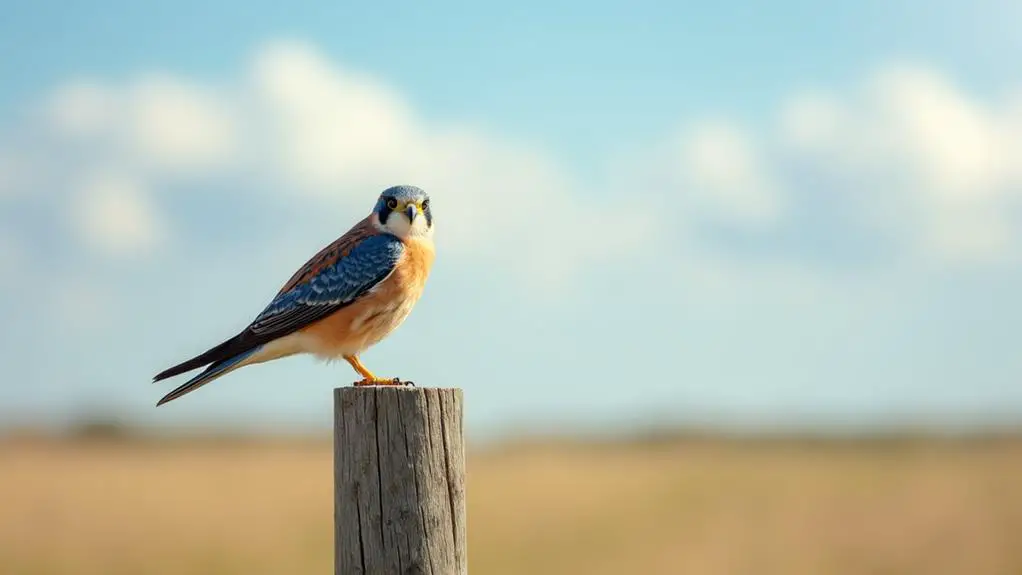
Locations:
334;387;466;575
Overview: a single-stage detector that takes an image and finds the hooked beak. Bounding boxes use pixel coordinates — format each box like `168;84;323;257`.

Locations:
405;204;418;223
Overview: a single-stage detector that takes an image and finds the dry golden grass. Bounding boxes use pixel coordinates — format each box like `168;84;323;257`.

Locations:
2;435;1021;574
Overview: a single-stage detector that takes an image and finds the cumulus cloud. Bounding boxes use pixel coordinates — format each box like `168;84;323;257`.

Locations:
3;40;654;287
1;40;1020;425
3;41;1021;304
46;80;116;139
72;171;168;258
126;76;238;174
781;91;846;152
250;42;424;195
776;64;1022;264
659;62;1022;269
243;42;658;282
673;120;783;227
46;76;237;176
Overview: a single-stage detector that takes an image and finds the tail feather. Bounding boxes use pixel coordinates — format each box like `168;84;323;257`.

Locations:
153;333;256;382
156;346;263;406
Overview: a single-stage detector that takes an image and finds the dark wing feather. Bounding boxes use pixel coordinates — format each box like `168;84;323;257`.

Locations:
275;217;376;294
247;232;404;337
153;227;404;383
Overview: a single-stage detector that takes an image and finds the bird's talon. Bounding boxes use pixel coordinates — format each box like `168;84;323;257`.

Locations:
352;377;409;387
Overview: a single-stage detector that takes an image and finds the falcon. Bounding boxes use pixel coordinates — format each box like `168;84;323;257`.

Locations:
152;185;435;406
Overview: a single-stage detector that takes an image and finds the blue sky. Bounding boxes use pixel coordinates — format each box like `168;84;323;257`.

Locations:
1;0;1020;437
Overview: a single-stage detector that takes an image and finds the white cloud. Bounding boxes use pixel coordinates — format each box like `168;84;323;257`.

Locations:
6;41;1022;297
2;40;653;288
47;80;116;139
872;67;1009;199
3;43;1022;427
774;64;1022;264
72;171;168;258
126;76;237;174
242;41;654;282
674;120;783;227
245;40;654;279
781;91;846;153
250;42;424;195
47;75;237;176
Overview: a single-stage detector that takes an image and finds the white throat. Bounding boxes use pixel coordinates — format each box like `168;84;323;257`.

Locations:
373;212;434;241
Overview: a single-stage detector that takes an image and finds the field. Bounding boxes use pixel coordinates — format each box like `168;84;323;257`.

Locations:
2;434;1022;574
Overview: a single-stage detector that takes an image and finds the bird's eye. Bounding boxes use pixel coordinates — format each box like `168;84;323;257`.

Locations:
421;199;429;210
386;198;398;210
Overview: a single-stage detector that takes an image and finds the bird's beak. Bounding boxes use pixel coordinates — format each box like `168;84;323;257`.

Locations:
406;204;418;223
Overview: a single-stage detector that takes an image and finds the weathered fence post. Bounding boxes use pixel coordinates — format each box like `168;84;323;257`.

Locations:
334;386;467;575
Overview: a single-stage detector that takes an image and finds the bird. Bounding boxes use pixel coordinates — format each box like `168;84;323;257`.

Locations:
152;184;435;406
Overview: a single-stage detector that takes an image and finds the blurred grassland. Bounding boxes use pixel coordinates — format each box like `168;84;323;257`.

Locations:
2;432;1022;575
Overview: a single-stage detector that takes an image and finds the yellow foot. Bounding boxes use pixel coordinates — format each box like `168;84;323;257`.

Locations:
344;355;414;386
353;377;415;387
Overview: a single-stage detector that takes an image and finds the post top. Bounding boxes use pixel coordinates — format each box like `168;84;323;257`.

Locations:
333;385;463;392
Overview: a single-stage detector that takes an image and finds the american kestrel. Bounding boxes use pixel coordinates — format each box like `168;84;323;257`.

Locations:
152;185;435;406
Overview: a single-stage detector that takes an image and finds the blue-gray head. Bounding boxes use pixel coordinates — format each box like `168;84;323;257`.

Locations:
371;185;433;240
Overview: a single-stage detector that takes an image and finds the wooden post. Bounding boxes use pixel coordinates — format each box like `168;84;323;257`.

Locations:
333;386;467;575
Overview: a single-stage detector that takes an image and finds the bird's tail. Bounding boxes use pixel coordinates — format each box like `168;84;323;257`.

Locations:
156;346;264;406
153;334;248;383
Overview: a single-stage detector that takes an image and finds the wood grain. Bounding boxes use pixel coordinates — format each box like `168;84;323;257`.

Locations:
334;387;466;575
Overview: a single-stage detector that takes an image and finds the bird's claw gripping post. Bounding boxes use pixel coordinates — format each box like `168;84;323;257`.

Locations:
352;377;415;387
345;355;414;386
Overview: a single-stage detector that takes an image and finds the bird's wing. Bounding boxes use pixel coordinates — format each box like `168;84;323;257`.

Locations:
153;225;404;383
247;231;405;339
275;216;378;295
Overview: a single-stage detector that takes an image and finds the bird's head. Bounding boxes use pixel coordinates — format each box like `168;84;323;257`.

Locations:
371;185;433;240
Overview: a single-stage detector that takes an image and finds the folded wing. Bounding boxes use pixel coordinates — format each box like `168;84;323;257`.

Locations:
153;231;405;384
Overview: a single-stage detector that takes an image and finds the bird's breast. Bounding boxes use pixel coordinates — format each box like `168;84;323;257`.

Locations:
389;237;435;297
300;237;434;357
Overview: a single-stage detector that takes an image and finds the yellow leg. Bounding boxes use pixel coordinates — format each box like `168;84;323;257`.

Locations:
343;355;408;386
